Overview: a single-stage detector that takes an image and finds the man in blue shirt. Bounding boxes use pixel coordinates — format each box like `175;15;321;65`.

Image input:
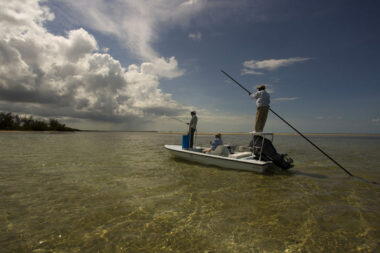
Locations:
250;85;270;132
203;133;223;153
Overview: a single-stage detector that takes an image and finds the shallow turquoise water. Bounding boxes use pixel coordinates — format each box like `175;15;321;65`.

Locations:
0;132;379;252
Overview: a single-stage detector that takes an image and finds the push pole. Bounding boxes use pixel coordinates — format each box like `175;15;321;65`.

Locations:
220;69;379;183
268;108;353;176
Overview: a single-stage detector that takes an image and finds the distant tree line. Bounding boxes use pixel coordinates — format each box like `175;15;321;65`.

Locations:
0;112;79;131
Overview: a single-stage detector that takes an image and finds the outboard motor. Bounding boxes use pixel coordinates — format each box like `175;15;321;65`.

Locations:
249;135;293;170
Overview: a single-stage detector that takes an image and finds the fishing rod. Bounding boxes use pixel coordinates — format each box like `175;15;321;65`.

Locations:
165;115;198;147
221;69;378;185
165;116;188;125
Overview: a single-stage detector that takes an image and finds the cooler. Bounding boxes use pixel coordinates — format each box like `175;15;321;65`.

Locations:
182;134;189;149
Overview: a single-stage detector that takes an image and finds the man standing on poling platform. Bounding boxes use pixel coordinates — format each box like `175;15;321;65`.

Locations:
187;111;197;148
250;85;270;132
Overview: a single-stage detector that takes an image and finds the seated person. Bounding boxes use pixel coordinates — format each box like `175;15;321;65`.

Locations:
203;133;223;153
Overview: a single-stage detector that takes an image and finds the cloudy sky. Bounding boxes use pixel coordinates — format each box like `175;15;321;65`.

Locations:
0;0;379;133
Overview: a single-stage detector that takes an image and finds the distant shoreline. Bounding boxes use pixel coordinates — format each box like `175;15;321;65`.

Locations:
0;112;79;131
0;130;80;133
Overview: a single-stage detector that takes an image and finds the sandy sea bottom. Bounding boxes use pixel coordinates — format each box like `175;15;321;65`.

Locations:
0;132;379;252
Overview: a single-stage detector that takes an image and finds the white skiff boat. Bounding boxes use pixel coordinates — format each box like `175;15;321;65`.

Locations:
164;144;277;173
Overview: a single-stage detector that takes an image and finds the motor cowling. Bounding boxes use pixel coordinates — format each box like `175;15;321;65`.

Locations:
249;135;294;170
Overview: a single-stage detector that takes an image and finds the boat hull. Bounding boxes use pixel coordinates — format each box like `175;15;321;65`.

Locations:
164;145;273;173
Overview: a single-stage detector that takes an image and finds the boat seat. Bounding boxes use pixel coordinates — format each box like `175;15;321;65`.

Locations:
210;145;230;157
229;152;252;159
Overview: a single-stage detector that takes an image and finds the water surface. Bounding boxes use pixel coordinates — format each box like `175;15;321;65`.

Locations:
0;132;379;252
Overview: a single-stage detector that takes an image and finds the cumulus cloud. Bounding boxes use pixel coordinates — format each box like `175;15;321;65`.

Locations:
61;0;205;59
59;0;263;77
188;32;202;41
241;69;263;75
0;0;190;129
242;57;311;75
